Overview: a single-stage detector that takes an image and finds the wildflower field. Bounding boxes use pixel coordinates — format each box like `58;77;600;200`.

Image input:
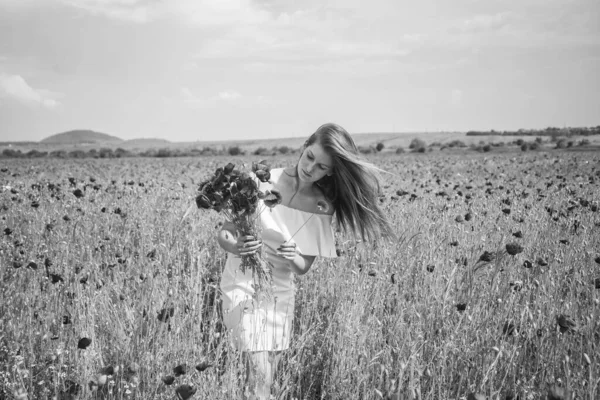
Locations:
1;150;599;400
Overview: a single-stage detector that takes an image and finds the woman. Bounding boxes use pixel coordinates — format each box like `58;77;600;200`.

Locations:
217;123;394;399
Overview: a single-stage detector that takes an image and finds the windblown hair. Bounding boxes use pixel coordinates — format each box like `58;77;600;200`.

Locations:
304;123;395;242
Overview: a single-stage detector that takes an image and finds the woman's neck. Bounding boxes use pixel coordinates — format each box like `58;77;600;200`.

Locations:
284;166;313;193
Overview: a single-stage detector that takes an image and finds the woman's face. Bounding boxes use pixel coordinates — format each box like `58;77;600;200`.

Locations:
297;142;333;183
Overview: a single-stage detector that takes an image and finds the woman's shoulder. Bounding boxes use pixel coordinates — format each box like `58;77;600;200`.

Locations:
269;167;285;182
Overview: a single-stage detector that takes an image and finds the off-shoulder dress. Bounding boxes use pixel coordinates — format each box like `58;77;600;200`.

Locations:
219;168;337;352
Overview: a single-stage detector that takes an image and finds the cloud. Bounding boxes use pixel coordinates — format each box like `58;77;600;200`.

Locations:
179;87;276;111
458;13;513;33
55;0;271;24
181;87;250;108
218;91;241;101
180;86;205;107
60;0;157;23
0;74;61;108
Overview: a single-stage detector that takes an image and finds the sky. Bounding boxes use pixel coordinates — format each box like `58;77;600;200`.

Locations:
0;0;598;142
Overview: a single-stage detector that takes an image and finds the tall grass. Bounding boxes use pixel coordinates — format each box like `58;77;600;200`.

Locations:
0;152;598;399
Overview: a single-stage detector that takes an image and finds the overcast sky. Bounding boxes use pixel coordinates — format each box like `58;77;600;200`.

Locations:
0;0;598;142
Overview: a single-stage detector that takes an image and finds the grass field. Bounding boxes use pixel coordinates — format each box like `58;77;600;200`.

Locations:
1;149;599;399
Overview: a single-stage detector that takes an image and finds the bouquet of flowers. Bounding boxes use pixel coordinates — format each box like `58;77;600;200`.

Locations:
195;160;282;295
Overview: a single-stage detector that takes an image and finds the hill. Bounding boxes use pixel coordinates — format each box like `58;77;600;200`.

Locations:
41;130;123;145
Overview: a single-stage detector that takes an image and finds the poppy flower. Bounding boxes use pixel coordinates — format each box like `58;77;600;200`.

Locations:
502;322;517;336
252;161;270;172
467;393;486;400
223;163;235;175
547;384;572;400
195;194;211;209
175;384;196;400
195;361;212;372
64;380;81;395
127;363;139;375
536;257;548;266
255;170;271;182
157;307;174;323
479;251;495;262
77;337;92;349
556;314;578;333
72;189;84;198
100;366;114;375
162;375;175;385
147;248;157;260
173;364;186;377
509;280;523;291
263;189;282;208
506;243;523;255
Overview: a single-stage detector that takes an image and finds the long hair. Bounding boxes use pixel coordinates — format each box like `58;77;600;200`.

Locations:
303;123;395;242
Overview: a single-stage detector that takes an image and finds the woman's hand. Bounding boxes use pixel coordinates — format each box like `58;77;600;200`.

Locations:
276;242;298;260
236;235;263;256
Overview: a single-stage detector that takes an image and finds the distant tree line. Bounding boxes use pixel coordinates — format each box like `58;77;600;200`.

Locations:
466;126;600;137
0;144;300;159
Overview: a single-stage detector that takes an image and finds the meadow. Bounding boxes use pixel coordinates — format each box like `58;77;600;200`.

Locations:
0;149;598;400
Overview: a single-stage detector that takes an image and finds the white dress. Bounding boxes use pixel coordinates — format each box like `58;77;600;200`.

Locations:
219;168;337;352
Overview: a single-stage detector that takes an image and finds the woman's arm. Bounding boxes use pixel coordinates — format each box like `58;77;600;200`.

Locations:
217;221;262;256
277;243;316;275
